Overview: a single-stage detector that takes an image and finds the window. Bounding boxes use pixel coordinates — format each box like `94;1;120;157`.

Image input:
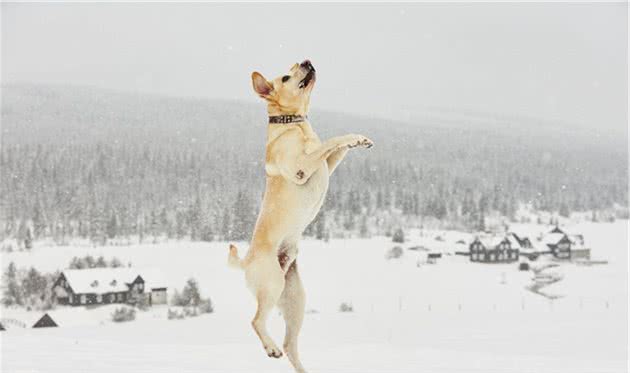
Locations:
96;294;102;303
69;294;74;303
109;294;115;302
81;295;86;304
138;283;144;291
117;293;122;301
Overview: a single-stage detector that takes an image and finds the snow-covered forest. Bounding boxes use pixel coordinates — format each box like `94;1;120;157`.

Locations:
1;84;627;247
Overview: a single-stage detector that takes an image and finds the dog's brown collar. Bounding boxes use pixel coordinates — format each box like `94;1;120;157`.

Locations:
269;115;307;124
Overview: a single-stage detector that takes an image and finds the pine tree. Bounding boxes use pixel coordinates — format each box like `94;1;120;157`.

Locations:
221;208;231;241
343;211;356;231
175;210;187;240
180;278;202;307
32;201;45;238
24;224;34;250
1;262;22;306
231;191;255;241
315;211;327;240
392;228;405;243
106;211;118;239
359;215;369;238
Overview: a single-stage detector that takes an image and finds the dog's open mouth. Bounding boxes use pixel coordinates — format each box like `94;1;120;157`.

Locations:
298;60;316;89
298;70;315;89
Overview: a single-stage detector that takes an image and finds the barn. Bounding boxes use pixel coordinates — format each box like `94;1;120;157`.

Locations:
469;235;519;263
52;268;167;307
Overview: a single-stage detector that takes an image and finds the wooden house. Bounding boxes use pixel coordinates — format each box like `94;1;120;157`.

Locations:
52;268;167;307
542;230;572;259
469;235;519;263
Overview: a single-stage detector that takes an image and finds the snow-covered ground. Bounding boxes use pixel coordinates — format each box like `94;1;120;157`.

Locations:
1;221;628;372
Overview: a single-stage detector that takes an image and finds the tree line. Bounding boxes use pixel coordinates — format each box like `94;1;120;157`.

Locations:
1;85;626;247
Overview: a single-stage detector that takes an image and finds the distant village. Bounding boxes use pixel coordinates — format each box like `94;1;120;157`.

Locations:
465;226;590;264
402;225;594;267
1;268;169;330
0;224;599;332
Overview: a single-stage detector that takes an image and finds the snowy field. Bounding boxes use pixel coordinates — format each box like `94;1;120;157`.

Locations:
1;220;628;372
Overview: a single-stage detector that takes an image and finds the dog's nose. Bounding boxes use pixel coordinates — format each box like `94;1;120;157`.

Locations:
301;60;314;71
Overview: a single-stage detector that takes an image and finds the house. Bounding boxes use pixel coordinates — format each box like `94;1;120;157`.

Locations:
52;268;167;307
426;253;442;264
542;229;573;259
469;235;519;263
542;232;571;258
32;313;57;328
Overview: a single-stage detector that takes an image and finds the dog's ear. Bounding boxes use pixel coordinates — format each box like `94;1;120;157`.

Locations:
251;72;273;98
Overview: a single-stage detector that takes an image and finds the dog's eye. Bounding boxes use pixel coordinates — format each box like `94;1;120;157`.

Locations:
282;75;291;83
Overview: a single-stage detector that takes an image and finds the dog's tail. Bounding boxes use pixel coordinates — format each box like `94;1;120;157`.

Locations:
228;244;245;270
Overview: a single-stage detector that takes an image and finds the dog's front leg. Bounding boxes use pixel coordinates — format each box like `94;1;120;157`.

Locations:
279;134;373;184
326;147;350;176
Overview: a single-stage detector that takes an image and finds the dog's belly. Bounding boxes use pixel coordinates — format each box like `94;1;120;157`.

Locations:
254;162;330;253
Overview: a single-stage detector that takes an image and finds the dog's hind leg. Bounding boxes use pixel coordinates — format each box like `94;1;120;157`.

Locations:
278;260;307;373
247;257;286;359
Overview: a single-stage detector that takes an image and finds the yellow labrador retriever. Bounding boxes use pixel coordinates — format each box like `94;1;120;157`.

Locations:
228;60;373;373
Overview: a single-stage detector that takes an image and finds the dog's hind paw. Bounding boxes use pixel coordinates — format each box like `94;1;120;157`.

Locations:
265;345;283;359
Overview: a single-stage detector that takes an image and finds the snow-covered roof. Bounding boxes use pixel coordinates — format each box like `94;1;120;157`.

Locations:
506;234;518;247
476;235;508;249
62;268;167;295
542;232;566;246
568;234;585;248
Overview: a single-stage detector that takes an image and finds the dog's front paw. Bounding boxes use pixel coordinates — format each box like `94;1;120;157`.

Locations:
265;345;283;359
348;136;374;149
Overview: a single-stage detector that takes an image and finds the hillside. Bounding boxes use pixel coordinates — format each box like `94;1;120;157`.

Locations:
1;84;627;244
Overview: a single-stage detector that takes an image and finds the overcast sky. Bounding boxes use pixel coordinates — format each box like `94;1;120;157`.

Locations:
2;3;627;133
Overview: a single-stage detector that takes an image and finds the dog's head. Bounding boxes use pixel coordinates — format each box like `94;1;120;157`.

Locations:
251;60;316;116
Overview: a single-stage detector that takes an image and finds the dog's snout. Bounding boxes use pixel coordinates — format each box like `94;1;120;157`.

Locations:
300;60;314;71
